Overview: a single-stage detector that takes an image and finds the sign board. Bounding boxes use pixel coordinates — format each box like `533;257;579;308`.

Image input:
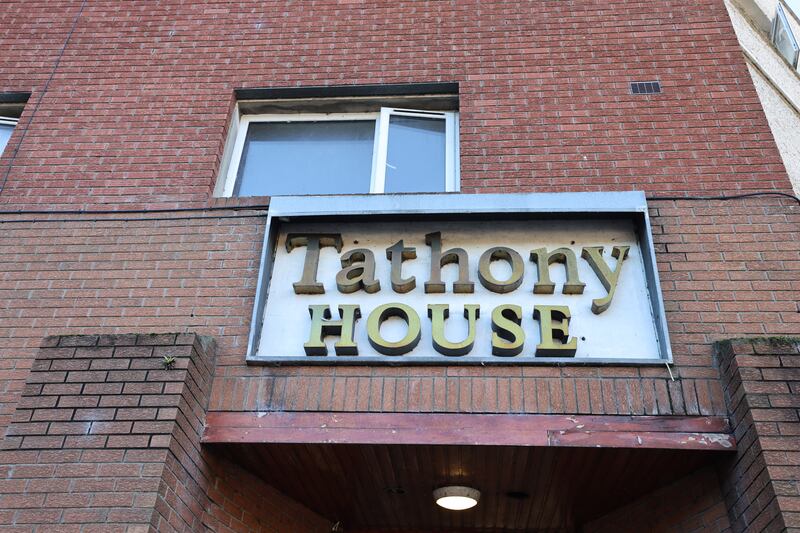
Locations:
247;193;671;365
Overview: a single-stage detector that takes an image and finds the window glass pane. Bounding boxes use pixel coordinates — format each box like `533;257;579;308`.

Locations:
773;6;800;67
235;120;375;196
0;124;14;154
384;115;446;193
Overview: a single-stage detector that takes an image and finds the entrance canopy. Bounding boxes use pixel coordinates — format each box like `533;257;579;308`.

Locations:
203;412;734;531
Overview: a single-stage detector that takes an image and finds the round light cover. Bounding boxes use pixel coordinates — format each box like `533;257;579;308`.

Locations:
433;486;480;510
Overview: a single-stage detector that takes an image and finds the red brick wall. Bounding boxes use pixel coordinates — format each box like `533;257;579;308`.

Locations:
204;453;330;533
0;0;791;209
0;0;83;191
0;1;797;530
582;466;731;532
0;197;797;438
716;337;800;532
0;333;328;532
0;210;266;433
0;1;79;87
209;197;798;417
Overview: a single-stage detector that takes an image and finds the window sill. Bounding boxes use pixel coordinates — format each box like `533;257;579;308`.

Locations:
207;195;271;210
208;191;469;210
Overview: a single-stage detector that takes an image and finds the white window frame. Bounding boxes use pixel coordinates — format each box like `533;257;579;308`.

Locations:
0;116;18;155
221;107;459;197
771;3;800;68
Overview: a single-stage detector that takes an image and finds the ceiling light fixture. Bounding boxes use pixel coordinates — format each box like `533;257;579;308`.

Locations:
433;485;480;510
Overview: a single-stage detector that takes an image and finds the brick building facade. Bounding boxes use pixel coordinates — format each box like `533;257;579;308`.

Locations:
0;1;798;531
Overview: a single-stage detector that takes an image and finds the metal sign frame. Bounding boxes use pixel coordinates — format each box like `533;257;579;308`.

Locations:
246;192;672;365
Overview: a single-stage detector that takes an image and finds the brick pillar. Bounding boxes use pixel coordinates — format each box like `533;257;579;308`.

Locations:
0;333;215;532
716;337;800;532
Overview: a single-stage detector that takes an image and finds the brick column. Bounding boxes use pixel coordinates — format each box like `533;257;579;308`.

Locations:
0;333;215;531
716;337;800;532
0;333;330;532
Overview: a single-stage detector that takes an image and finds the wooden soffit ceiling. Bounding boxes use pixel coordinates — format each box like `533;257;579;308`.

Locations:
204;412;734;532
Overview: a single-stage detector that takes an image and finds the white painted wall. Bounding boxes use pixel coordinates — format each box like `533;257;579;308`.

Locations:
747;63;800;193
724;0;800;193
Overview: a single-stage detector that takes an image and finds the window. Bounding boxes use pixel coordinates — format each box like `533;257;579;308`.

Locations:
224;108;458;197
0;117;18;156
217;84;460;197
771;3;799;68
0;92;28;157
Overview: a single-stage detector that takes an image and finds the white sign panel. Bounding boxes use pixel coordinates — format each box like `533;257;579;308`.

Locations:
255;216;663;363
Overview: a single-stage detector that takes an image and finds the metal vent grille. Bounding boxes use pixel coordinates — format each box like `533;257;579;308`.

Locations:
630;81;662;95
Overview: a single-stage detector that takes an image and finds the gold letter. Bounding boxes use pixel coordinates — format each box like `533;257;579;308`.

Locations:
491;304;525;357
529;247;585;295
424;231;474;294
581;246;630;314
386;240;416;293
336;249;380;294
304;304;361;356
533;305;577;357
427;304;480;356
367;303;421;355
478;246;524;293
286;234;343;294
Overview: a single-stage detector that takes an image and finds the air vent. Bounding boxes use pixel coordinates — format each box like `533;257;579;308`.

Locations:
630;81;661;95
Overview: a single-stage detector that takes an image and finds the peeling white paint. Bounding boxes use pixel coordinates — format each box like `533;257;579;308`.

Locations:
707;434;735;448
